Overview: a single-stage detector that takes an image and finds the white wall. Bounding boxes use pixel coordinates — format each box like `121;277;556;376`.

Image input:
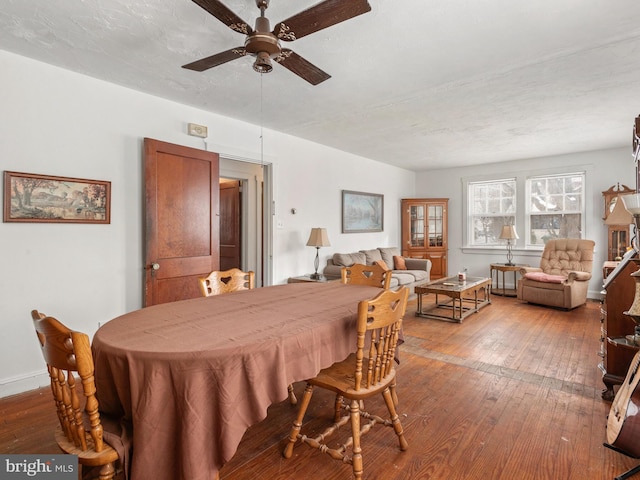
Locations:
268;131;416;280
0;50;415;397
415;148;636;298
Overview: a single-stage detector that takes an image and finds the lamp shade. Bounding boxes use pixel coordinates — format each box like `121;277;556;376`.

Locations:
499;225;519;240
605;197;633;225
306;228;331;247
621;193;640;215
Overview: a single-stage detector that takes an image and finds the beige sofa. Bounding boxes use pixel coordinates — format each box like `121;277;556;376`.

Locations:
323;247;431;295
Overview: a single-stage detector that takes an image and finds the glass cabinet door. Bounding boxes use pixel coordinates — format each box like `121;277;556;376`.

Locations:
410;205;425;247
428;205;444;247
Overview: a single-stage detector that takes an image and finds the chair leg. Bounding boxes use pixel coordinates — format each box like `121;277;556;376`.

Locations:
334;394;344;422
390;377;398;407
382;386;408;451
287;383;297;405
95;462;115;480
283;383;314;459
349;399;363;480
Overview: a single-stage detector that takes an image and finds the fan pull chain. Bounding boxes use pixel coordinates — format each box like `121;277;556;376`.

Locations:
260;72;264;167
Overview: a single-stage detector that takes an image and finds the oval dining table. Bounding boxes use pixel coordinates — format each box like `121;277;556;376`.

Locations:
92;281;383;480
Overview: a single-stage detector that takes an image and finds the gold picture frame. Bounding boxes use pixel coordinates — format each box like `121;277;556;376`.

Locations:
3;171;111;224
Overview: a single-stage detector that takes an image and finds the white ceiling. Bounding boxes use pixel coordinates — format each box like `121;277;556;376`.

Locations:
1;0;639;171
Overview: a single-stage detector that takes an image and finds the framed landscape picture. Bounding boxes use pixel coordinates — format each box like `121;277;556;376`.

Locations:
342;190;383;233
3;171;111;224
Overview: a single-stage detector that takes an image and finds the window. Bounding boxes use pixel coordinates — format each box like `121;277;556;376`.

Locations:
526;172;584;246
468;178;516;246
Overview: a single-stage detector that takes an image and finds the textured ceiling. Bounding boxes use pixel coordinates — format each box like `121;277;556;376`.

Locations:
1;0;640;170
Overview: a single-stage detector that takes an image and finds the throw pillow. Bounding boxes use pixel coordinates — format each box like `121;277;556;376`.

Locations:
393;255;407;270
378;247;401;268
523;272;565;284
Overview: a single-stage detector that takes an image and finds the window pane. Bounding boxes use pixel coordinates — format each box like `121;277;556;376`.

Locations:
529;213;582;245
473;215;516;244
468;178;516;246
547;177;563;194
526;172;584;245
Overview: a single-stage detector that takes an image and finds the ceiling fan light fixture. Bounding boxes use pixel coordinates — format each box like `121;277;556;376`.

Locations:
253;51;273;73
185;0;372;84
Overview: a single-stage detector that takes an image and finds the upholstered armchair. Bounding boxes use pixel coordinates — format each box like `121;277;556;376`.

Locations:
516;239;595;310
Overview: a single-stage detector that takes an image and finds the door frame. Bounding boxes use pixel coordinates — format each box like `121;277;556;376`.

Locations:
219;156;273;287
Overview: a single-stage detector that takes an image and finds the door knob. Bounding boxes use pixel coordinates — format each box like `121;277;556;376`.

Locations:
151;263;160;270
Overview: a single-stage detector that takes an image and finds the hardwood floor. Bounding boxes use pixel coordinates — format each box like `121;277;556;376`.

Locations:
2;295;638;479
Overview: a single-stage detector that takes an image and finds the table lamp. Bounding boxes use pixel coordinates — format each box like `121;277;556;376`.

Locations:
306;228;331;279
499;225;519;266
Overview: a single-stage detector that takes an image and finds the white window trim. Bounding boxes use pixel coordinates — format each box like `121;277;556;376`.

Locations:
462;164;593;255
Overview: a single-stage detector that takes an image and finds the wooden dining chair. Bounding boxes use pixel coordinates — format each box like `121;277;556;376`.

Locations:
198;268;255;297
283;286;410;480
341;262;392;289
342;263;397;410
30;310;120;480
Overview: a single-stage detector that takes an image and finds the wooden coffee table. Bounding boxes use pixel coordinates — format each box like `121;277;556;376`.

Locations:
415;276;492;323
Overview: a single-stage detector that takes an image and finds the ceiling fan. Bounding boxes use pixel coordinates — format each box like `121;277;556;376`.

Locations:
182;0;372;85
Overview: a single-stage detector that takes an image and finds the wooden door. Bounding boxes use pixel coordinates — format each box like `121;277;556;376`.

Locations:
220;180;241;270
144;138;220;306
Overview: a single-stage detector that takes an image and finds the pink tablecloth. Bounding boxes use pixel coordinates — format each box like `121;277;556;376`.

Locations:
92;282;382;480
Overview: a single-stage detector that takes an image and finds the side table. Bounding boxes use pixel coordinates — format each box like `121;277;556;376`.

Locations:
490;263;528;297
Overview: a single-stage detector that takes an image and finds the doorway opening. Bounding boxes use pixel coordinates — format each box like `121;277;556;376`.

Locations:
219;157;272;287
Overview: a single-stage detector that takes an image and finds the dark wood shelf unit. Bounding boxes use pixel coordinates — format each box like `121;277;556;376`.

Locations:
600;251;640;400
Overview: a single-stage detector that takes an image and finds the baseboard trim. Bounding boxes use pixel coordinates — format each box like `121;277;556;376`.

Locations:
0;370;49;398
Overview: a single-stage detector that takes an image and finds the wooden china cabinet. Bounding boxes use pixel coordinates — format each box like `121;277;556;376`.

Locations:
401;198;448;279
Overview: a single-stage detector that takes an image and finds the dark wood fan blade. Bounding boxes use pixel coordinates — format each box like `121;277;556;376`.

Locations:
272;0;371;41
182;47;246;72
191;0;252;35
275;49;331;85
